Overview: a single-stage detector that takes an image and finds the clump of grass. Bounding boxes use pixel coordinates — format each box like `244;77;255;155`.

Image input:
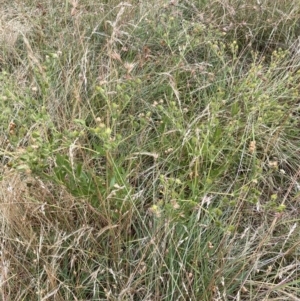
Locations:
1;0;300;300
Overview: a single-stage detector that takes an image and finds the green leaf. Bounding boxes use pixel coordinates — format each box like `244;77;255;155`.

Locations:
74;119;86;126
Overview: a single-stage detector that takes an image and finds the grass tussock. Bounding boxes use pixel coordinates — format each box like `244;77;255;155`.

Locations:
1;0;300;300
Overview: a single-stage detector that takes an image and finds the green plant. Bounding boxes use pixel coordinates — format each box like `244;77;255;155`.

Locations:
1;0;300;300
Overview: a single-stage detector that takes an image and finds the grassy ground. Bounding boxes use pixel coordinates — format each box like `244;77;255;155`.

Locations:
1;0;300;300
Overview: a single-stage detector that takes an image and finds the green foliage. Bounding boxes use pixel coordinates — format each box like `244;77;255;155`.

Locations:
1;0;300;300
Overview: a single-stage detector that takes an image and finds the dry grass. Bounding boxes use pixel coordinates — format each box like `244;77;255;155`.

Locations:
1;0;300;300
